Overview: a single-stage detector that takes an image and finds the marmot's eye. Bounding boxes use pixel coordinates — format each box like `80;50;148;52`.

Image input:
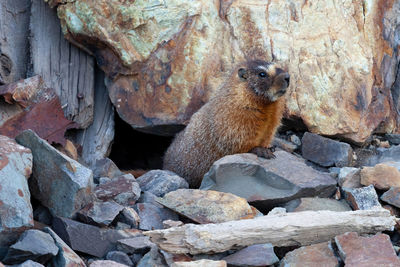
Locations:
259;72;267;78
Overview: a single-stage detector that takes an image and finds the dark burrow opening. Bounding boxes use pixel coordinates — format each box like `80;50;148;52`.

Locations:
109;114;175;171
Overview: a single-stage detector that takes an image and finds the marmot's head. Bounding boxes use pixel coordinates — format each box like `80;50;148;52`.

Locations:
238;60;290;102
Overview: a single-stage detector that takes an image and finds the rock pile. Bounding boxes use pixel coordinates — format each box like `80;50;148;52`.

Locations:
2;129;400;266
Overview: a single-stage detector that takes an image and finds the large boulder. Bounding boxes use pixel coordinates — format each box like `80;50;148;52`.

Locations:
49;0;400;142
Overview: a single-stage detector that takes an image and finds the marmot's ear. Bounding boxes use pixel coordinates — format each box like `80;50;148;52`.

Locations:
238;68;248;80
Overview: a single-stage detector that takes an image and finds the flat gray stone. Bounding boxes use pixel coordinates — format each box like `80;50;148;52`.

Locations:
356;145;400;167
134;203;179;231
95;174;141;206
106;251;133;266
77;201;124;227
117;236;154;254
342;185;381;210
93;158;124;181
15;130;94;218
3;229;58;265
222;243;279;267
136;170;188;197
381;187;400;208
201;152;337;209
0;135;34;246
301;132;353;167
43;227;86;267
136;248;166;267
338;167;361;188
284;197;351;212
89;260;129;267
117;207;140;228
13;260;45;267
52;217;142;258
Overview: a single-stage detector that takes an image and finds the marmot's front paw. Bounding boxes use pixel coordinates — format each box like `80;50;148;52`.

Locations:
249;146;276;159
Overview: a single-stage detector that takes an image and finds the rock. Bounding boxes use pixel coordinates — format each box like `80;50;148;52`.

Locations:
222;243;278;267
334;232;400;266
43;227;86;267
280;242;338;267
356;145;400;167
15;130;94;218
92;158;123;180
12;260;45;267
272;137;298;153
77;201;124;227
117;236;154;254
136;248;166;267
135;203;179;231
342;185;381;210
360;163;400;190
52;1;400;143
163;220;184;229
381;187;400;208
172;260;227;267
117;207;140;229
338;167;362;188
157;189;257;224
0;135;34;246
301;132;353;167
386;134;400;145
289;135;302;146
137;191;162;207
99;177;112;185
52;216;142;258
284;197;351;212
201;152;336;209
0;76;78;145
95;174;141;206
115;222;131;230
136;170;188;197
2;229;58;265
106;251;133;267
89;260;129;267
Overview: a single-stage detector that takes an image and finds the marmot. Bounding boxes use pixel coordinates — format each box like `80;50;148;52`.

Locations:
163;60;290;188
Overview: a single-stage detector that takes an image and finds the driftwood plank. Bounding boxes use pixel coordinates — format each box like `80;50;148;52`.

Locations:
0;0;31;84
30;0;94;128
145;209;396;255
74;69;115;167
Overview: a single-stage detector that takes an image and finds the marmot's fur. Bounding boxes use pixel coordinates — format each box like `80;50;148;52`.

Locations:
163;60;290;188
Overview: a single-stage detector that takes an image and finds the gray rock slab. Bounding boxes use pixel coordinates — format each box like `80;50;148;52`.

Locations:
284;197;351;212
95;174;141;206
136;248;167;267
43;227;86;267
301;132;353;167
52;216;142;258
15;130;94;218
92;158;123;181
222;243;279;267
201;152;337;209
342;185;381;210
117;236;154;254
77;201;124;227
3;229;58;265
137;191;163;207
106;251;133;266
0;135;34;246
136;170;188;197
356;145;400;167
89;260;129;267
134;203;179;231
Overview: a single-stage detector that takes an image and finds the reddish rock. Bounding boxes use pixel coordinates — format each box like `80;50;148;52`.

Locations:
360;163;400;190
94;174;141;206
334;232;400;266
280;242;339;267
0;76;78;145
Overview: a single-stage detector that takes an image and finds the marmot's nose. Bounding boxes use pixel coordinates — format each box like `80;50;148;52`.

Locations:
284;73;290;85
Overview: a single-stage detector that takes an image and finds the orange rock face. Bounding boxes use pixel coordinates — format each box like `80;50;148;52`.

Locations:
51;0;400;142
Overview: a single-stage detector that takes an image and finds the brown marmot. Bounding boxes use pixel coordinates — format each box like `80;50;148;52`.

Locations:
163;60;290;188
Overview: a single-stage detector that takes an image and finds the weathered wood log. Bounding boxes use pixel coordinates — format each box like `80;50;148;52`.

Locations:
145;209;396;255
30;0;95;128
74;69;114;167
0;0;31;84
